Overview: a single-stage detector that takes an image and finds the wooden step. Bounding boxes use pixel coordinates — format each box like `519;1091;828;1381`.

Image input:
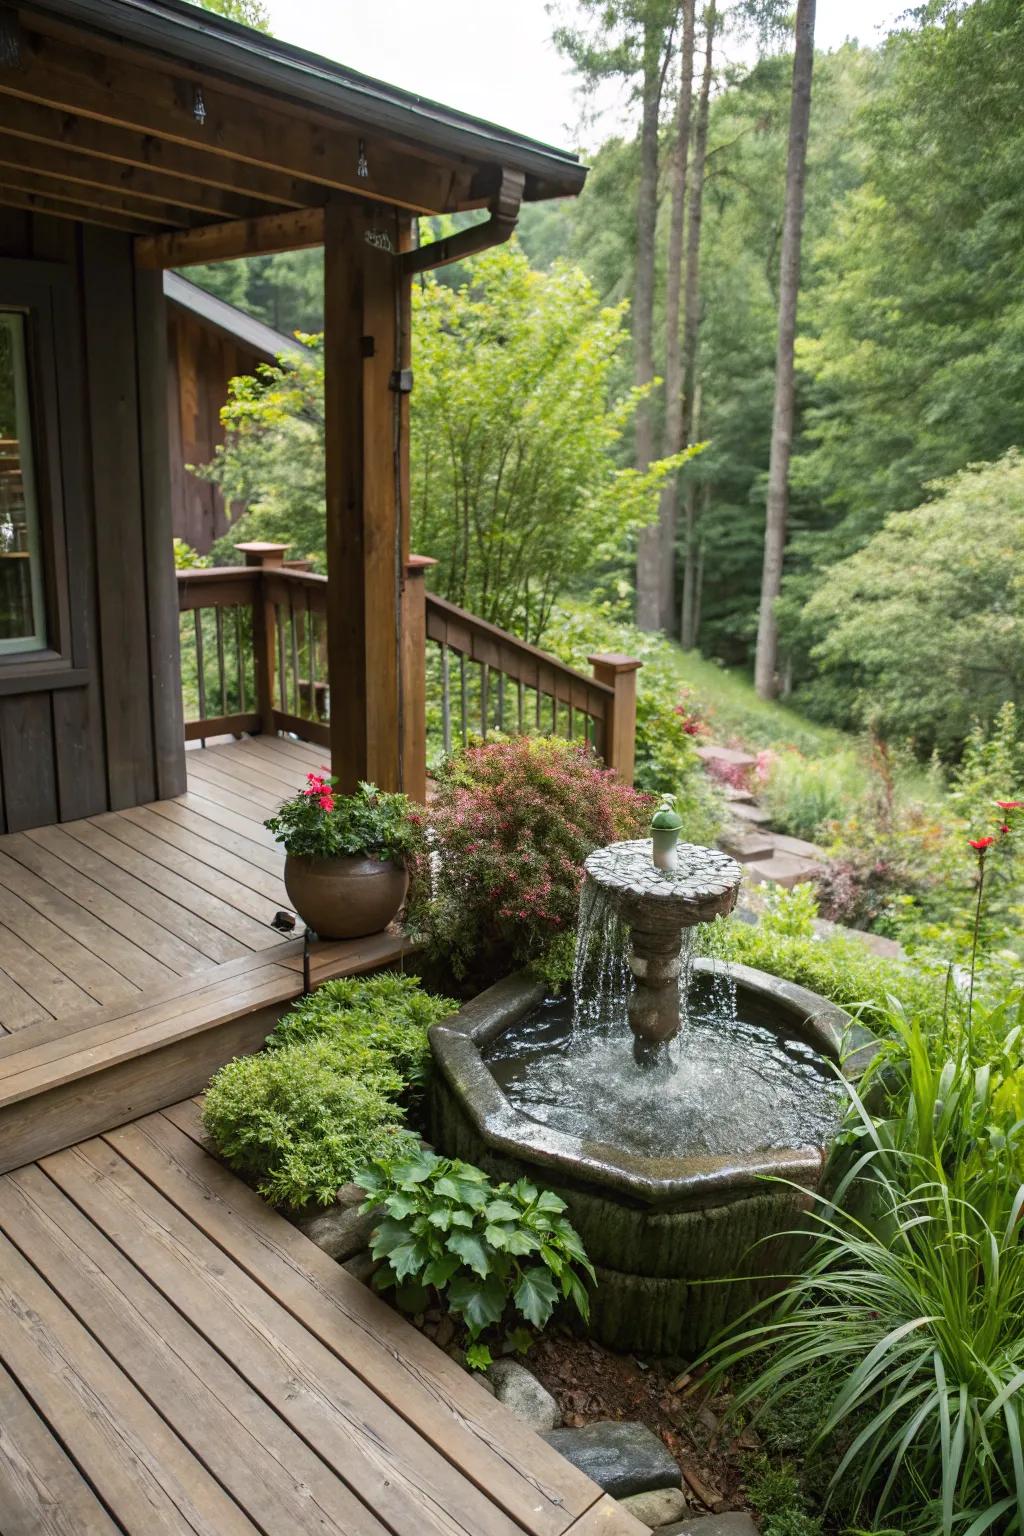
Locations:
0;932;414;1175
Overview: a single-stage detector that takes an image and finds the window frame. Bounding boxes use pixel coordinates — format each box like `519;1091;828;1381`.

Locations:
0;260;75;685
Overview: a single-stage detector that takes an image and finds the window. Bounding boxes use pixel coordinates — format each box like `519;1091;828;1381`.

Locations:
0;312;45;654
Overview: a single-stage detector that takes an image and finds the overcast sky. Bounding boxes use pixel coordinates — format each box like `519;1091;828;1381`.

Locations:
264;0;912;149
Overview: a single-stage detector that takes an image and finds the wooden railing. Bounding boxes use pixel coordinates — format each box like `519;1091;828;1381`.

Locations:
177;543;640;786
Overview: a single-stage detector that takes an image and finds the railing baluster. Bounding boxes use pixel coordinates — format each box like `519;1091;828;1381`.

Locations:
459;652;468;747
214;606;226;719
481;663;490;740
276;604;287;715
568;701;575;740
441;641;452;755
551;687;558;736
235;607;245;716
305;591;315;721
193;608;207;729
535;669;542;730
517;680;524;735
497;672;505;734
289;598;301;719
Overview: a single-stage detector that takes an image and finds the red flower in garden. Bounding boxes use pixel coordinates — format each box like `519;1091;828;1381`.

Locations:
317;792;335;813
1000;823;1011;835
969;836;996;851
995;800;1024;810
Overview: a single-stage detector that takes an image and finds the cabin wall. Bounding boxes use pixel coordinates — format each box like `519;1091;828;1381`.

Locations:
0;210;185;834
167;306;263;555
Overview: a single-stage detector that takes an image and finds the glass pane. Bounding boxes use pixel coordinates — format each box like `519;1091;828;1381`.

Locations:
0;313;46;654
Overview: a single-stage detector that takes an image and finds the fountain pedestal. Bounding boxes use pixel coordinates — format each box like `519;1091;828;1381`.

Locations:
583;840;742;1044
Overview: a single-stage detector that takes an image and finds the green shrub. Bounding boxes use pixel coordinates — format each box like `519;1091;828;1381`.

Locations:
203;1038;413;1209
268;973;456;1091
745;1458;823;1536
409;734;651;985
264;776;420;862
355;1144;595;1369
204;973;454;1208
759;745;869;841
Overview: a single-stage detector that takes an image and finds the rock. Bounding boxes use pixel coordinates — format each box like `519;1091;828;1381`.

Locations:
696;746;756;770
812;918;904;959
618;1486;688;1527
541;1421;681;1500
293;1200;377;1262
342;1249;380;1284
770;832;825;860
729;802;772;826
719;828;776;863
488;1359;561;1431
746;851;823;889
660;1516;758;1536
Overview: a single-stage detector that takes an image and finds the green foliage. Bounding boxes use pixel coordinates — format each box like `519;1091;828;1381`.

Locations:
408;735;651;985
264;775;420;863
706;987;1024;1535
172;538;209;570
745;1457;823;1536
200;338;326;563
354;1145;594;1353
758;882;819;942
203;973;450;1208
202;1039;412;1210
544;603;723;844
759;746;870;841
797;453;1024;756
267;973;456;1093
189;0;270;29
411;243;695;642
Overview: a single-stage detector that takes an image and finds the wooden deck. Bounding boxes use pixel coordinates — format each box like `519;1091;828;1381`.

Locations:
0;1097;642;1535
0;737;412;1172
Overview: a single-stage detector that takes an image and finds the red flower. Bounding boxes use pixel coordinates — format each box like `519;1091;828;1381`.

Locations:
969;836;996;851
317;792;335;813
995;800;1024;811
1000;823;1011;835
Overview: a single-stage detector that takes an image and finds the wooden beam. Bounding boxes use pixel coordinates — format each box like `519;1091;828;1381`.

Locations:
0;94;311;210
135;206;322;270
1;26;462;215
0;185;155;234
0;128;273;220
324;200;412;794
0;163;202;226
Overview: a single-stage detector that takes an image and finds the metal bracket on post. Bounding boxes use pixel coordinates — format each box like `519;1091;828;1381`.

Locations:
389;368;413;394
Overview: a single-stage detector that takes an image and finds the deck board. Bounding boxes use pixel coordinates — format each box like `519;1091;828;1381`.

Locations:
0;1103;645;1535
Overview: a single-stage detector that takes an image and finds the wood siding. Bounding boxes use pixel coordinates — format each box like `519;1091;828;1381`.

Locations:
0;210;185;835
167;304;265;554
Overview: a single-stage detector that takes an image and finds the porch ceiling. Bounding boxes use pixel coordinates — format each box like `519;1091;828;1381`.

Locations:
0;0;586;246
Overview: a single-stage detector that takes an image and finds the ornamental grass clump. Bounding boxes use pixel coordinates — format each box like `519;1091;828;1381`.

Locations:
410;735;651;983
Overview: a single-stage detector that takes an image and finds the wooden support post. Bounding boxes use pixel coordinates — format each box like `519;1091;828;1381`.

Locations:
588;653;642;786
402;555;437;805
324;198;412;793
235;542;288;736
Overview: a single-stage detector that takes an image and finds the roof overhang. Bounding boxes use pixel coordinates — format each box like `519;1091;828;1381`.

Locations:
0;0;586;253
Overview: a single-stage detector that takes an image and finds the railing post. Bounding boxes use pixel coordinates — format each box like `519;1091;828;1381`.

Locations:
235;542;288;736
402;555;437;804
588;653;642;786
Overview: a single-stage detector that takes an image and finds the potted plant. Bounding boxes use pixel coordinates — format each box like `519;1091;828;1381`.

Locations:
265;773;420;939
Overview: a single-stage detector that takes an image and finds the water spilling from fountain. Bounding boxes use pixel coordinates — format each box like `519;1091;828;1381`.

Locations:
486;841;844;1160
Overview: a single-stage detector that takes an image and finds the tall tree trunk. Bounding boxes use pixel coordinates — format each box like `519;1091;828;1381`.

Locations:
754;0;816;699
653;0;697;632
680;374;702;648
633;14;670;631
680;6;714;452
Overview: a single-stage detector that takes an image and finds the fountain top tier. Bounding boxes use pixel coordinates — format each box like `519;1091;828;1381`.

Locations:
584;839;742;931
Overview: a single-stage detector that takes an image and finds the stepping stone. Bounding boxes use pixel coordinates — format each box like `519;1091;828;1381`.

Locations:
541;1421;682;1500
619;1486;689;1526
723;784;755;804
696;745;757;770
770;832;825;860
746;851;823;889
719;828;776;863
811;918;904;959
729;802;771;826
661;1516;758;1536
488;1359;561;1430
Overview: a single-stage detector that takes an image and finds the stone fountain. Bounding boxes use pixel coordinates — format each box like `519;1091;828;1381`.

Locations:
429;834;875;1356
582;840;741;1049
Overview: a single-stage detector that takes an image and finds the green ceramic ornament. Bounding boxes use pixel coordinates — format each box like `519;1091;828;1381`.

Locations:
650;793;682;872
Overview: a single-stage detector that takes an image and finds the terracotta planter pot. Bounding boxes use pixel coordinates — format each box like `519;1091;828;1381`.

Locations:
284;853;408;940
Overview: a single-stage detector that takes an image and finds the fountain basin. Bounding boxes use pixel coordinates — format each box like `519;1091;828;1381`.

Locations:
429;961;875;1356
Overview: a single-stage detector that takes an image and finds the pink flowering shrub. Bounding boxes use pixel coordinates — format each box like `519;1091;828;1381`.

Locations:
410;736;651;983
